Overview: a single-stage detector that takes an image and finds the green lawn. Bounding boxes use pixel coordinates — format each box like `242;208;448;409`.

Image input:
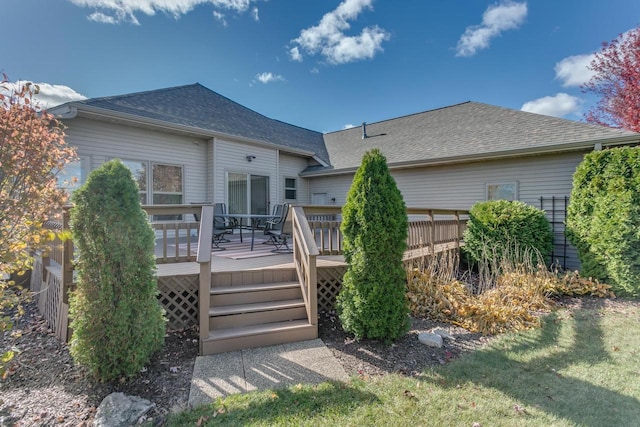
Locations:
169;299;640;427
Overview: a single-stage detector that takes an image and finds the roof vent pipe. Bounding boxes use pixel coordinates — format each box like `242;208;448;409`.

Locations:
362;122;367;139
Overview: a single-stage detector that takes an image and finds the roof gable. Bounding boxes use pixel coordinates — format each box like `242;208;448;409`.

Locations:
320;102;639;171
70;83;329;163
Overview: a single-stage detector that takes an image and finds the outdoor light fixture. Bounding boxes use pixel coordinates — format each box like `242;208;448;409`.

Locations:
246;155;256;162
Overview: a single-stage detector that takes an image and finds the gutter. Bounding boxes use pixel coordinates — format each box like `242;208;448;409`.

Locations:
300;134;640;177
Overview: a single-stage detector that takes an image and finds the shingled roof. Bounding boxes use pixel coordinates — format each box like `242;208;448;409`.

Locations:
315;101;639;173
66;83;329;164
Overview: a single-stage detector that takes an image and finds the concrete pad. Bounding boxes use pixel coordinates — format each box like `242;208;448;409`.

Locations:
188;350;251;407
189;339;348;408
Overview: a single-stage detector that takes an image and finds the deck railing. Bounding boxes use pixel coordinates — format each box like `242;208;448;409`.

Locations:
36;204;213;342
35;203;467;344
291;206;319;333
298;205;468;259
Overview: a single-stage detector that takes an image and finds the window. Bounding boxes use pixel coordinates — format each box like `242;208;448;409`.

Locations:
122;159;148;204
121;160;184;220
285;177;297;200
56;156;89;194
486;182;518;201
152;164;183;205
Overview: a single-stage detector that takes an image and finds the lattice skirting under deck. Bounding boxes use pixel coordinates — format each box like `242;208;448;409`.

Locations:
317;266;347;313
157;275;199;330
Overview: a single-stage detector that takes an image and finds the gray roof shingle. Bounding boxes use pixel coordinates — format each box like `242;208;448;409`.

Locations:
72;83;329;164
319;101;639;172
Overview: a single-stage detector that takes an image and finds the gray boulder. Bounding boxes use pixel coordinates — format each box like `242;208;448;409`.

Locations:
93;392;155;427
418;332;443;348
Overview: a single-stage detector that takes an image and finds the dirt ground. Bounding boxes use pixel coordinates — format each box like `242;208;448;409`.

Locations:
1;296;633;426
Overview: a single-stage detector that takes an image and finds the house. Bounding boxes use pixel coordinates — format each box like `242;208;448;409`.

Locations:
50;83;640;270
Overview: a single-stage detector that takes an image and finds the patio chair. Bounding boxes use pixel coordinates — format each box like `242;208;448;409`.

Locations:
263;203;292;253
262;203;283;245
214;203;236;243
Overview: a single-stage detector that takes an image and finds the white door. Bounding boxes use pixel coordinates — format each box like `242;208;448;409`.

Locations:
312;193;327;205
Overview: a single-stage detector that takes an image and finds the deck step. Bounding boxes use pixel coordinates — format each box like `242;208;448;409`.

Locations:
210;299;305;316
210;281;301;306
202;320;317;354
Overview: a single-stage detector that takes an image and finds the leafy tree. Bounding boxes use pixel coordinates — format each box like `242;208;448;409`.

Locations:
566;147;640;297
69;159;165;381
583;27;640;132
336;149;410;341
0;76;76;377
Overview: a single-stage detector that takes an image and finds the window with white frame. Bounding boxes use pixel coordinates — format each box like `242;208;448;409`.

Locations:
121;159;148;204
284;177;297;200
56;155;90;194
486;182;518;201
121;159;184;208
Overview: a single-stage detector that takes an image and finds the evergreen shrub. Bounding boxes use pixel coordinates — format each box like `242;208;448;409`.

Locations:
336;148;410;341
69;159;165;381
566;147;640;297
463;200;553;267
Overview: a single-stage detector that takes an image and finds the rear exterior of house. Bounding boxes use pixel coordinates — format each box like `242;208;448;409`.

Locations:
52;86;640;271
52;84;325;216
304;102;640;270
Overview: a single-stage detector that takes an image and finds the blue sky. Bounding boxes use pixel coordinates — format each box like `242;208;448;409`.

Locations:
2;0;639;132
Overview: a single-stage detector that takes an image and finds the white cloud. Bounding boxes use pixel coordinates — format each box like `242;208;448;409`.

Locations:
1;81;87;109
289;0;390;64
343;123;355;129
289;46;303;62
521;93;582;118
255;72;285;84
68;0;259;25
213;10;227;26
456;1;527;57
554;53;595;87
251;6;258;21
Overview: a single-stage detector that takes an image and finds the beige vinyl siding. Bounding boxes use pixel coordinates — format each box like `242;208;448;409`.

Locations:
213;138;278;207
308;151;587;270
309;151;585;209
62;117;209;203
278;154;310;204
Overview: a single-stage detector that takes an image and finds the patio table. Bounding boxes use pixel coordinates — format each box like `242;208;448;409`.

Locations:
220;213;278;250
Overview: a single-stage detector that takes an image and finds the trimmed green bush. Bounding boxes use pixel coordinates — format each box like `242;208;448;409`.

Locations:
566;147;640;297
69;159;165;381
336;149;410;341
463;200;553;266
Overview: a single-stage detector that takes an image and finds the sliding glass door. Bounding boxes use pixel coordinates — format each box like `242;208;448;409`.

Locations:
227;173;269;215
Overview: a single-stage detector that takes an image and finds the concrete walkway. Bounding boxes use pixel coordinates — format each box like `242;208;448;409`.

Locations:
188;339;349;407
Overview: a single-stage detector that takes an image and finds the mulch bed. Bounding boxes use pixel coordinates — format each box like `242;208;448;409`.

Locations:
1;295;628;426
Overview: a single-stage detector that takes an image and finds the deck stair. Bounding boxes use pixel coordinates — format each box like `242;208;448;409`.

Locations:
201;279;316;354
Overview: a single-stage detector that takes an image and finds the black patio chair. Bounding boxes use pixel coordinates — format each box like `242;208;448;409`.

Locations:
263;203;284;245
263;203;292;253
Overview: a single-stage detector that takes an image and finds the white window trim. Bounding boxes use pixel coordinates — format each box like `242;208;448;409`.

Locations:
486;181;519;201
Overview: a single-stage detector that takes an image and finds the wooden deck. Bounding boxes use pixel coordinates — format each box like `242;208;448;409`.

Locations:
156;253;345;276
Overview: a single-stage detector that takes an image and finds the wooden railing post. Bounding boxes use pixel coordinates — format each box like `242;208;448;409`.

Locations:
428;210;435;256
455;210;461;250
62;207;74;305
196;205;213;355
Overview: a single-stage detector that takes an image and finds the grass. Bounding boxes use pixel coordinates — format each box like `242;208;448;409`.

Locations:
168;298;639;426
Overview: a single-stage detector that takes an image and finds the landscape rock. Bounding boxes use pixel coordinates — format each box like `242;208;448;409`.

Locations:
93;392;155;427
418;332;443;348
432;328;456;341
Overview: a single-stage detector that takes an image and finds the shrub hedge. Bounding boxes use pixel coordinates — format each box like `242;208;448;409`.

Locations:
336;149;410;341
463;200;553;267
69;159;165;381
566;147;640;297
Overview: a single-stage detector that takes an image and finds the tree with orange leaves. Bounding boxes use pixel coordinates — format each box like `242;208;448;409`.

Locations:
0;75;76;376
583;27;640;132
